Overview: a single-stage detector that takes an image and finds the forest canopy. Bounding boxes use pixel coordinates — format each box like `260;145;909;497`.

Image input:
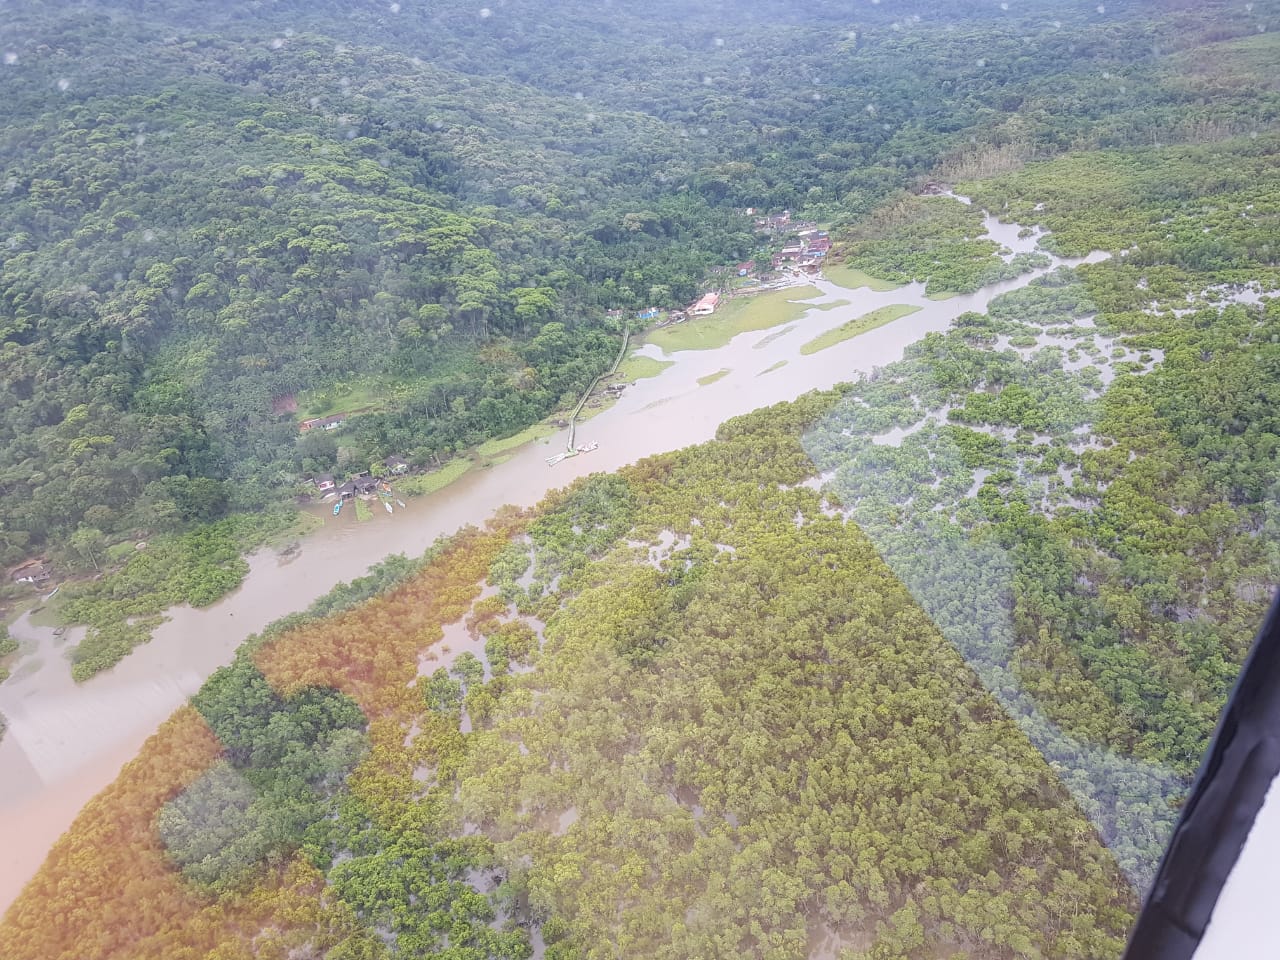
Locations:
2;0;1277;563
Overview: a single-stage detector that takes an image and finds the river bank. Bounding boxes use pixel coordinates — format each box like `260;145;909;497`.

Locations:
0;203;1105;913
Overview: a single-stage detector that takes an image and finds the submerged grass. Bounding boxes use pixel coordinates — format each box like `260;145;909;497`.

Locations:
822;263;902;292
397;459;474;498
799;304;922;356
647;286;821;352
477;422;559;458
616;354;675;380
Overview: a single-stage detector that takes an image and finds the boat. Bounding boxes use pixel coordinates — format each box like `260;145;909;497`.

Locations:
333;500;343;516
396;499;406;509
385;501;393;514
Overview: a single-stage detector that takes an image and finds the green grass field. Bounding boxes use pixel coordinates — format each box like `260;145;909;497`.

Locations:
295;378;390;420
616;353;676;380
647;286;822;353
799;304;922;356
822;263;902;292
396;459;474;498
477;422;559;458
697;368;731;386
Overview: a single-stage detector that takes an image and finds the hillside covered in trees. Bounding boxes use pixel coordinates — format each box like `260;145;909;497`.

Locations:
2;0;1277;567
2;1;1279;957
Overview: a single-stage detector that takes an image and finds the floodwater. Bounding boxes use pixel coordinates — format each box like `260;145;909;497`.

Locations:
0;203;1106;913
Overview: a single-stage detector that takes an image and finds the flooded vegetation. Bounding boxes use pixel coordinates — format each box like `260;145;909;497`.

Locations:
2;1;1279;957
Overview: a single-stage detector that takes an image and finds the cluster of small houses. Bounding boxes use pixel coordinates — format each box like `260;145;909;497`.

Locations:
310;456;410;500
751;209;833;271
627;210;833;326
10;559;53;586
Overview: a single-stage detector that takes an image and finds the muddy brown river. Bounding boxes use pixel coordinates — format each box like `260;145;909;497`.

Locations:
0;209;1106;912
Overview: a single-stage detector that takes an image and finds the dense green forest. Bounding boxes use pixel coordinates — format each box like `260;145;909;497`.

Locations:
3;2;1280;956
3;0;1277;568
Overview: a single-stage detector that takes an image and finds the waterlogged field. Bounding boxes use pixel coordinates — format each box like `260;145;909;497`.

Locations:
646;286;823;352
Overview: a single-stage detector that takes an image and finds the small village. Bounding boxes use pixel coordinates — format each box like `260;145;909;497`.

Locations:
634;209;833;328
292;209;833;498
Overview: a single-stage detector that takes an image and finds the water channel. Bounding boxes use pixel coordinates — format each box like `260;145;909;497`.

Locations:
0;206;1107;912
